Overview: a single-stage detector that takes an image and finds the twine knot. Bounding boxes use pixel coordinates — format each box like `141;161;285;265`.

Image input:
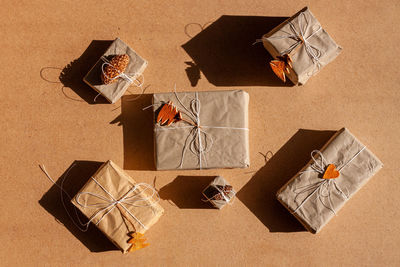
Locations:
282;12;323;66
75;179;160;231
254;11;324;72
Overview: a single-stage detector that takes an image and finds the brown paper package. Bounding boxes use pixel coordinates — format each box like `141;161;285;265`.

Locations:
83;38;148;103
202;176;236;209
71;160;164;253
153;90;250;170
277;128;383;233
261;7;342;85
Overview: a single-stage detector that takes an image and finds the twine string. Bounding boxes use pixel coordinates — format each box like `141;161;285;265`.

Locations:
39;164;91;232
292;147;366;215
174;91;209;169
148;85;249;169
39;164;159;232
277;12;323;64
163;86;248;169
75;178;160;230
254;11;323;71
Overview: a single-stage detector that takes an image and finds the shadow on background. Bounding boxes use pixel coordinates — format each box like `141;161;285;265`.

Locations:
58;40;113;104
184;61;201;87
237;129;337;232
182;15;292;87
110;94;155;170
39;160;118;252
159;176;216;209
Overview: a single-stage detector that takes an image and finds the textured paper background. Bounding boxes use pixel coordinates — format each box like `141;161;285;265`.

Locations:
1;0;399;266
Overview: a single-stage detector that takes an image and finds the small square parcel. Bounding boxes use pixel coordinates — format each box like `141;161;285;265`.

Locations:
83;38;147;103
260;7;342;85
202;176;236;209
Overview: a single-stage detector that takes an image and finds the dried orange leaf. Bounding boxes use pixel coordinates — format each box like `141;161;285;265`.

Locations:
270;60;286;82
128;238;146;244
129;232;144;239
271;54;294;82
127;232;149;252
157;101;182;126
128;242;149;252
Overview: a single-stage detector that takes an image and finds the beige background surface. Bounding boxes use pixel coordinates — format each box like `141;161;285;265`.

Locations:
1;0;399;266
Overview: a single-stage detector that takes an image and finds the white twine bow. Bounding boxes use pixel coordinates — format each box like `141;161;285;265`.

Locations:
175;91;210;169
154;86;249;169
94;55;145;103
100;56;144;88
39;164;159;233
75;177;160;231
255;11;323;72
274;12;322;64
293;147;366;215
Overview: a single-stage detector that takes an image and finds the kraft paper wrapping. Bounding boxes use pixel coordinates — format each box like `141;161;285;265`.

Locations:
261;7;342;85
203;176;236;209
83;38;148;103
277;128;383;233
71;160;164;253
153;90;250;170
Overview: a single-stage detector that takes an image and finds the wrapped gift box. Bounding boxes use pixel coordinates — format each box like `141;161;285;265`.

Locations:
71;160;163;253
152;90;250;170
260;7;342;85
277;128;383;233
83;38;147;103
202;176;236;209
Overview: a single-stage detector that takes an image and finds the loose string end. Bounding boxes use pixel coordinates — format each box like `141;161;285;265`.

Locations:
39;164;90;232
93;92;102;103
252;39;264;45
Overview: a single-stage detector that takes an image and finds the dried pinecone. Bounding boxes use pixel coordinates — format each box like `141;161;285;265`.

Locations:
213;193;224;200
101;54;130;84
216;185;233;195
